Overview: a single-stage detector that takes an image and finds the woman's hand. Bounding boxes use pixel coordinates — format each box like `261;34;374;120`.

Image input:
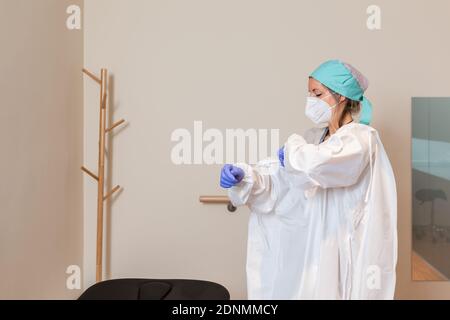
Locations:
220;164;245;188
278;146;285;167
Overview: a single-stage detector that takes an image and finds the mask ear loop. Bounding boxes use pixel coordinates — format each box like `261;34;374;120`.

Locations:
320;91;336;112
329;92;345;125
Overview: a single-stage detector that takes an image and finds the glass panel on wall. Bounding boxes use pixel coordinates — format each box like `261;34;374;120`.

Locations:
412;97;450;281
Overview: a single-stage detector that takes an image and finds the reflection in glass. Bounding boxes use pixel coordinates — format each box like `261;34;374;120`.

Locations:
412;97;450;281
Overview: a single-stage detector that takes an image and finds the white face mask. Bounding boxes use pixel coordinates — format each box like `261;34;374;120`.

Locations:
304;93;338;125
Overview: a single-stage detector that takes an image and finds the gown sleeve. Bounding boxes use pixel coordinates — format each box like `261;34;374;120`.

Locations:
227;159;283;214
284;128;375;189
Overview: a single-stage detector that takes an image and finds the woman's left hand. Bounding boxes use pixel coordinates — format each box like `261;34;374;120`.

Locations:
278;146;285;167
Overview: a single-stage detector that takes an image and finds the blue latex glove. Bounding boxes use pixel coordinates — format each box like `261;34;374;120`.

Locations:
220;164;245;188
278;146;285;167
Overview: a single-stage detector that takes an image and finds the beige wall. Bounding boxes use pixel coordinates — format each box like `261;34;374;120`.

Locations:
0;0;84;299
79;0;450;299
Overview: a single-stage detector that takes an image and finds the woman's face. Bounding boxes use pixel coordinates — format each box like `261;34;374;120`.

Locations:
307;77;348;126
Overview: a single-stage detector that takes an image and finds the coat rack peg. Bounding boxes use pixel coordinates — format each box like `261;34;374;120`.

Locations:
103;185;121;201
81;166;99;181
106;119;126;133
82;68;101;84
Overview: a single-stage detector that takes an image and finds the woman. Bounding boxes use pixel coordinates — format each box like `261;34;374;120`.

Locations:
219;60;397;300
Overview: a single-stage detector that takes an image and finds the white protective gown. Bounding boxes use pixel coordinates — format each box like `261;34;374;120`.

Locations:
228;122;397;300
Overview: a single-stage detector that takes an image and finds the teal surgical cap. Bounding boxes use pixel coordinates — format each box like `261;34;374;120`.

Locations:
310;59;373;125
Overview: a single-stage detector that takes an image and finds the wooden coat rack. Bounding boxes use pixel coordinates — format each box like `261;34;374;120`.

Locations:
81;68;125;283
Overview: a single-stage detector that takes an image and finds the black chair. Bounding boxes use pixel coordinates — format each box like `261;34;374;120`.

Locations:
78;278;230;300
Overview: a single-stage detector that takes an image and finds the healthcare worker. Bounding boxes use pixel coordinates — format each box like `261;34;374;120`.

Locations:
220;60;397;300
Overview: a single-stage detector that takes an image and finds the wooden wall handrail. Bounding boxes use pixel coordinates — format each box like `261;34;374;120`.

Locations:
199;195;237;212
